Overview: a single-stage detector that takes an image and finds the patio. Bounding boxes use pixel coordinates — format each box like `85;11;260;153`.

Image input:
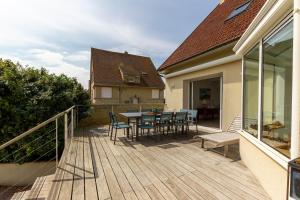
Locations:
42;126;271;200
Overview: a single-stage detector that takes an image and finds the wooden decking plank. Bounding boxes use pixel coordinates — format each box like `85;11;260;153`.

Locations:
90;134;111;200
176;141;264;189
11;191;25;200
144;141;196;173
187;142;261;185
175;143;270;199
21;190;30;200
136;144;207;200
112;142;152;187
144;185;165;200
46;126;270;200
169;144;266;200
83;131;98;200
57;135;78;200
124;191;139;200
104;137;151;200
72;133;85;200
27;176;46;199
37;175;55;199
162;178;191;200
120;139;177;200
47;141;72;200
99;136;134;194
93;134;125;200
165;149;233;200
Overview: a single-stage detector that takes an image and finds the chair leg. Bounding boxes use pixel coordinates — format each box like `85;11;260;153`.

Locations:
201;139;204;148
110;127;114;140
108;124;111;136
196;121;199;134
114;128;117;145
131;127;134;141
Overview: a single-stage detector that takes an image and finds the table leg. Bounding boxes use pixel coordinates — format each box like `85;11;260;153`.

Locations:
127;118;130;138
136;117;139;141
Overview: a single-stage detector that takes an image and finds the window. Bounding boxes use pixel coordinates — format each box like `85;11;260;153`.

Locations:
101;87;112;98
152;89;160;99
227;1;251;20
243;44;259;137
261;20;293;157
242;18;293;158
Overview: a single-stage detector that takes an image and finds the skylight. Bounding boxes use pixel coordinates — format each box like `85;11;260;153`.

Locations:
227;1;251;20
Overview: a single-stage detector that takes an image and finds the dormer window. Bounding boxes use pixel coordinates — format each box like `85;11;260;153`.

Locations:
119;63;141;84
227;1;251;20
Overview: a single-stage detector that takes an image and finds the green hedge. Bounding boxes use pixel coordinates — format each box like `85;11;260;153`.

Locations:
0;59;90;163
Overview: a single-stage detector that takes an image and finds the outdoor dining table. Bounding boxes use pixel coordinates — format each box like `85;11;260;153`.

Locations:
119;112;143;140
119;112;161;141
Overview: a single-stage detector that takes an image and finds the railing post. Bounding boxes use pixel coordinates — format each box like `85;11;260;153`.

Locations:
71;108;74;138
55;118;58;168
64;113;68;148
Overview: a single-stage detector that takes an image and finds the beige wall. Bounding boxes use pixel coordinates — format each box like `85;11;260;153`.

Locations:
92;86;164;105
0;161;56;186
79;103;165;126
240;136;287;200
164;60;242;130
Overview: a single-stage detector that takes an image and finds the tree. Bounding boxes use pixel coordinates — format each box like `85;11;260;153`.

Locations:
0;59;90;163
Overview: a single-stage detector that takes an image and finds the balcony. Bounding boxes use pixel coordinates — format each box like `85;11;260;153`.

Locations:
9;126;270;200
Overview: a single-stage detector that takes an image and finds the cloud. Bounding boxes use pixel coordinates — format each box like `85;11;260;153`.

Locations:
0;49;90;89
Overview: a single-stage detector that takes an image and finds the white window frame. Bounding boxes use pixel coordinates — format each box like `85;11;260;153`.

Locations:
240;15;293;169
152;89;160;99
101;87;112;99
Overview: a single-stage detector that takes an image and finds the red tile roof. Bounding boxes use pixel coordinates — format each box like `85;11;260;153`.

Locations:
159;0;266;71
91;48;165;89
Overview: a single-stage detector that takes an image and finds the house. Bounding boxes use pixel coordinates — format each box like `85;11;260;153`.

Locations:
158;0;266;132
88;48;165;124
234;0;299;199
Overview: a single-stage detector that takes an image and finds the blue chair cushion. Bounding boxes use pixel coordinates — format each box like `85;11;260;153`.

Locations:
139;124;154;129
114;124;131;129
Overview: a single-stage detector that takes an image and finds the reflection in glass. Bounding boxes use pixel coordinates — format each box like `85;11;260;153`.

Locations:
262;20;293;157
243;45;259;137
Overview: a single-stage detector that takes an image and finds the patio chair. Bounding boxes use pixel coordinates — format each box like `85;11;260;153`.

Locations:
156;112;173;135
138;114;156;137
174;112;188;135
193;115;241;157
180;109;198;134
108;112;125;137
110;113;133;144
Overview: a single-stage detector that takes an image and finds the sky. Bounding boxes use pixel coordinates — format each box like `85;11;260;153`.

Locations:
0;0;219;88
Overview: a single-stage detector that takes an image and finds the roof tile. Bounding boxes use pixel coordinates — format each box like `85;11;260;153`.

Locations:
159;0;266;71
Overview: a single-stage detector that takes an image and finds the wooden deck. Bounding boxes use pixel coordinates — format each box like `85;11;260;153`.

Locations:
48;126;270;200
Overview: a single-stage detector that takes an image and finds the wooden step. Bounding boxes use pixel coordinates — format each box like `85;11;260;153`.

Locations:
36;175;55;199
11;191;25;200
20;190;31;200
26;176;46;199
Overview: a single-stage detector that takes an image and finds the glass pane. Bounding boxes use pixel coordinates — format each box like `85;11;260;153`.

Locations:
228;1;251;19
262;20;293;157
243;44;259;137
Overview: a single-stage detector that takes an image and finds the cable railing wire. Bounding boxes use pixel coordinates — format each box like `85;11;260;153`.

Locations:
0;106;80;198
0;125;56;163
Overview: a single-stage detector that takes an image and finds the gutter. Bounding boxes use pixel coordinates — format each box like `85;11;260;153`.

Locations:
164;55;241;78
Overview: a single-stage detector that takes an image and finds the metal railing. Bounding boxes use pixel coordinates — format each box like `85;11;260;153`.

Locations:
0;105;81;197
0;106;77;166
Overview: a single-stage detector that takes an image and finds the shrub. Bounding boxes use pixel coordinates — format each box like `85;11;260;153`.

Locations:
0;59;90;163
